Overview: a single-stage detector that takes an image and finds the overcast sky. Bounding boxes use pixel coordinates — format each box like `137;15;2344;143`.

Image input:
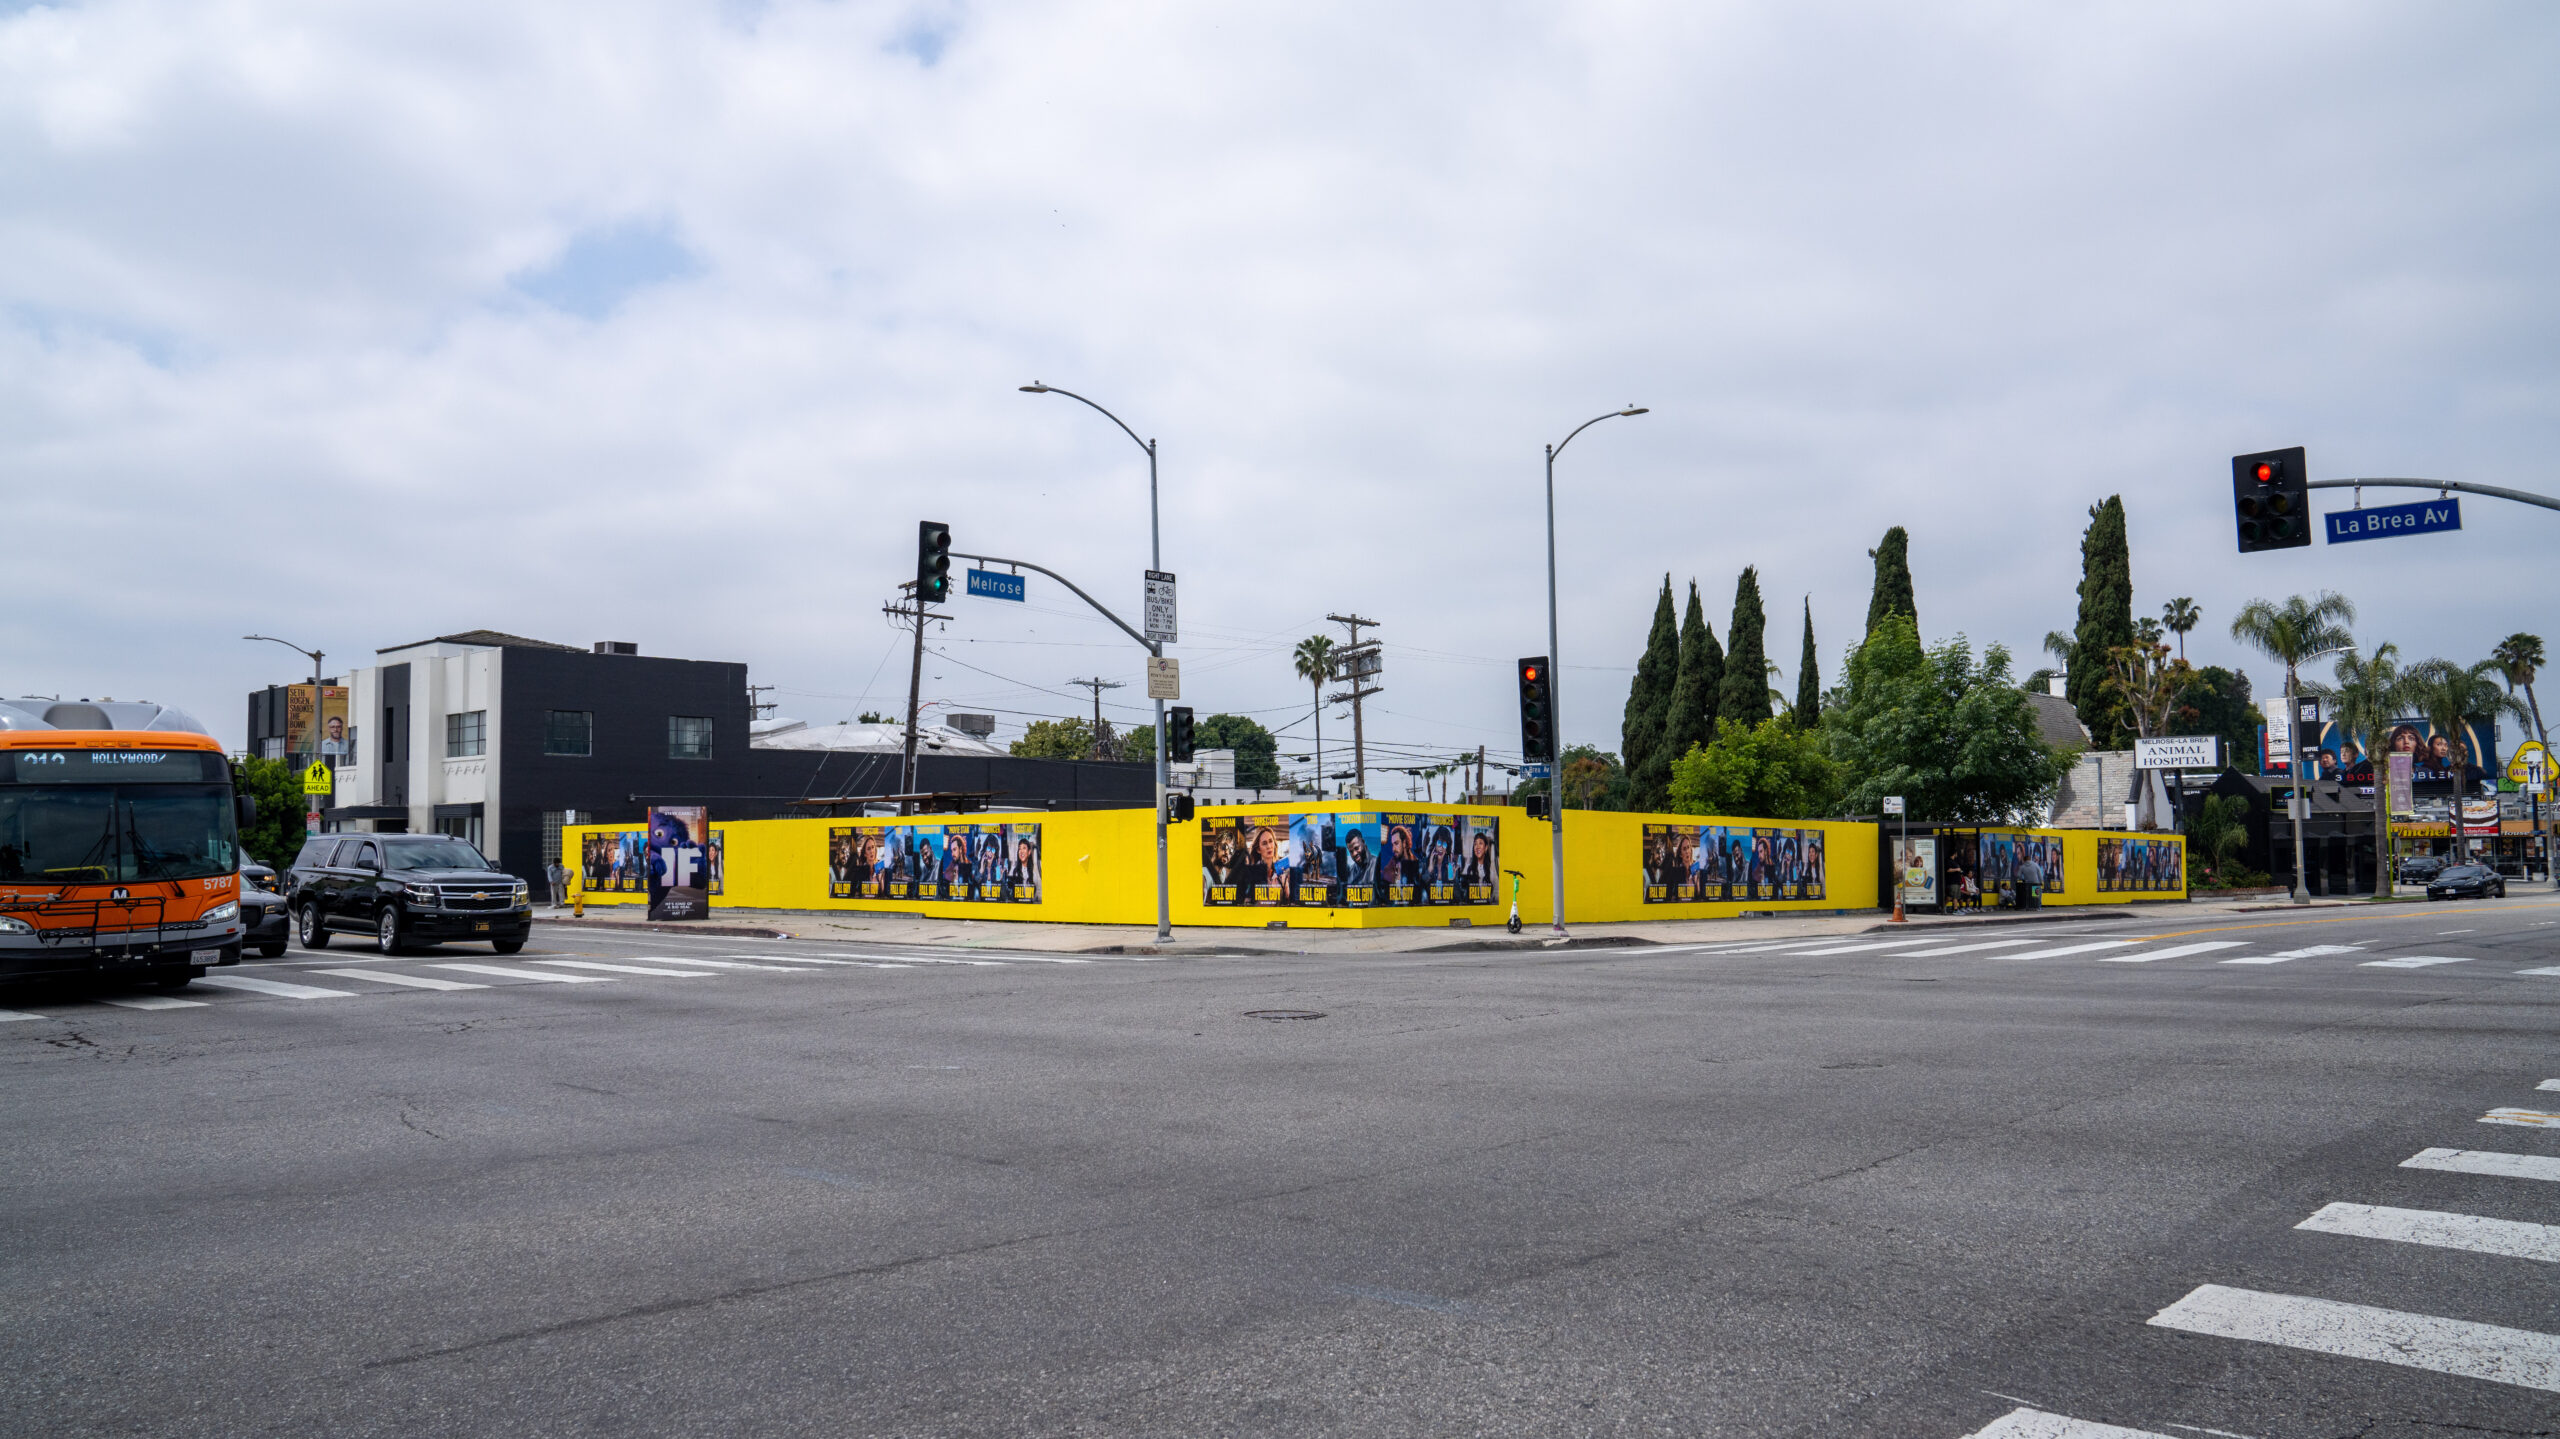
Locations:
5;0;2554;787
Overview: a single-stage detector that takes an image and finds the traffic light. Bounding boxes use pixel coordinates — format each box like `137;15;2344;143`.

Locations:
916;520;952;600
1166;705;1195;763
2232;447;2311;553
1516;656;1555;764
1164;793;1195;823
1522;793;1551;821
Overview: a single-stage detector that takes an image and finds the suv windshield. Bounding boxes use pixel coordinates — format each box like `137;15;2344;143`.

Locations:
0;783;238;884
383;838;494;872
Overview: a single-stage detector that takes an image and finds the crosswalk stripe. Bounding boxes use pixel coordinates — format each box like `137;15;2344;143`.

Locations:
2361;955;2473;969
2402;1148;2560;1183
535;960;717;978
1958;1407;2174;1438
629;957;815;972
2540;1079;2560;1091
2296;1201;2560;1262
1998;940;2138;961
194;974;357;1000
2147;1283;2560;1393
0;1009;44;1022
1878;938;2044;957
2223;943;2365;965
2481;1108;2560;1129
2098;941;2249;963
2517;966;2560;977
1792;939;1958;955
310;968;490;991
98;994;208;1009
433;963;614;984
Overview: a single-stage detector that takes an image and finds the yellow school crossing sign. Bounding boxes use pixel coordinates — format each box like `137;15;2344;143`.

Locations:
302;761;333;796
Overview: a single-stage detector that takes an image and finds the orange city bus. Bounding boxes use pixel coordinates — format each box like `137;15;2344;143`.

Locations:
0;699;251;991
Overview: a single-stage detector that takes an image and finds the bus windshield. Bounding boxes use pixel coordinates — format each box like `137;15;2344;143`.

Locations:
0;784;238;884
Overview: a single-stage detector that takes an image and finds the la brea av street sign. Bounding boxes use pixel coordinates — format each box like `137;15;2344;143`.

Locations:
2135;735;2220;770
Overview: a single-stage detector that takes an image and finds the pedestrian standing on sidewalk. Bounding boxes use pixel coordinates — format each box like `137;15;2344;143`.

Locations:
546;858;568;908
2015;852;2045;909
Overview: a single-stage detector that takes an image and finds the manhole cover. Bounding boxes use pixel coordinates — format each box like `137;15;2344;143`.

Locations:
1245;1009;1326;1021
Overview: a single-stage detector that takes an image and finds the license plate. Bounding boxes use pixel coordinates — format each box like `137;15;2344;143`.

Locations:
474;922;490;933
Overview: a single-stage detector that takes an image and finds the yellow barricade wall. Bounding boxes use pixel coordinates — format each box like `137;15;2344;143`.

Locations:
564;808;2173;927
1907;826;2188;906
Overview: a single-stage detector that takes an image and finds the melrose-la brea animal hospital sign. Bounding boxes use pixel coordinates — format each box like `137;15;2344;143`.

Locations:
2134;736;2221;770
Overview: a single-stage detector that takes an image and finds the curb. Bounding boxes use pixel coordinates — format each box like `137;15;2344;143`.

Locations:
537;917;796;940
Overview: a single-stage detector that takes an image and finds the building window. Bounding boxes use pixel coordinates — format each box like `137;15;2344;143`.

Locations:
668;715;713;761
544;710;593;757
260;737;284;760
446;710;487;758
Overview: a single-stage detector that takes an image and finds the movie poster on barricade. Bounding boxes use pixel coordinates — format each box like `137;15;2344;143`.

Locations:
826;821;1040;904
1201;811;1497;909
1290;814;1336;907
1457;816;1500;903
1799;829;1828;900
645;806;712;921
586;829;648;892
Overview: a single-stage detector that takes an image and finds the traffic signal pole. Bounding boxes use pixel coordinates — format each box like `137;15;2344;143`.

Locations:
1540;407;1648;939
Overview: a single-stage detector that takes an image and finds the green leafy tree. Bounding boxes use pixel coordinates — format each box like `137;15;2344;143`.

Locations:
1518;744;1627;811
2161;598;2201;663
1794;599;1821;728
2329;644;2413;896
233;756;311;869
1824;614;2073;823
1718;566;1771;726
1620;577;1679;797
2068;496;2136;747
1010;717;1095;759
857;711;892;724
1656;581;1723;796
2229;592;2356;891
1121;724;1154;762
1666;715;1843;820
2186;793;2255;885
1196;713;1281;788
1292;635;1336;784
2490;632;2548;744
2170;666;2257;773
1864;526;1917;638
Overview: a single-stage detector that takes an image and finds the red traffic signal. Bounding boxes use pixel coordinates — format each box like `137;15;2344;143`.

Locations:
2232;447;2310;553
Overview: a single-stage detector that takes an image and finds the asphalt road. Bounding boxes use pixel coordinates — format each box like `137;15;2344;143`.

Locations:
3;896;2556;1437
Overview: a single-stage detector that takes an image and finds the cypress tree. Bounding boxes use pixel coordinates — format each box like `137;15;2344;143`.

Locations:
1864;526;1917;638
1718;566;1770;726
1794;598;1821;728
1649;581;1722;806
2069;496;2136;748
1619;576;1679;789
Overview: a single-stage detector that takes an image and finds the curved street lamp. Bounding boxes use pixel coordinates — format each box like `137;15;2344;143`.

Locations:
1020;383;1173;943
1541;407;1649;937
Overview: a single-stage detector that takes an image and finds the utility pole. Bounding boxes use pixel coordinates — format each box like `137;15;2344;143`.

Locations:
1066;676;1125;760
1325;612;1381;799
746;683;778;721
1475;745;1486;804
883;583;940;812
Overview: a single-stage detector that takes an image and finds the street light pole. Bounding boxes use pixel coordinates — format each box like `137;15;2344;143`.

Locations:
1022;383;1174;944
1541;406;1649;938
2286;643;2356;905
245;634;326;835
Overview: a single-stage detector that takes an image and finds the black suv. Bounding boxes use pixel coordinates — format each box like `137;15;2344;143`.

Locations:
284;834;533;955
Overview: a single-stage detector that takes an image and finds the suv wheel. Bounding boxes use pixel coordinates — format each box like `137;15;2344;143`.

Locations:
298;903;332;949
376;908;407;956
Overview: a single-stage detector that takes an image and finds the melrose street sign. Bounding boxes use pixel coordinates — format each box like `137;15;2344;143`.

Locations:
2326;498;2460;544
965;569;1026;602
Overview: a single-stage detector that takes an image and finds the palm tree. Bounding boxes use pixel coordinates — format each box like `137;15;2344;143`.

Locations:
1292;635;1335;798
2162;598;2201;662
2403;657;2532;862
2230;592;2356;903
2490;632;2548;745
2330;644;2411;897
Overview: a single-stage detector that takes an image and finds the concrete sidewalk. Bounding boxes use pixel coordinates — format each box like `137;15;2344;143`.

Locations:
533;894;2346;956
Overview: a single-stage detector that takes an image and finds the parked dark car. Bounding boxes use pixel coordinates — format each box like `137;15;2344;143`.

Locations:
284;834;533;955
241;880;290;958
2396;854;2446;884
242;859;278;889
2425;863;2505;901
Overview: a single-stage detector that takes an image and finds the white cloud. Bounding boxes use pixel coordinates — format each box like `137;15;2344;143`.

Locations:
2;0;2554;782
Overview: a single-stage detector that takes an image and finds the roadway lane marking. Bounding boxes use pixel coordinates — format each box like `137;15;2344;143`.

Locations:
1997;940;2140;961
2296;1201;2560;1262
1959;1408;2175;1438
2541;1080;2560;1092
193;974;357;1000
309;969;489;991
2359;956;2473;969
619;956;815;972
433;964;614;984
1791;939;1970;954
2100;941;2250;963
1883;938;2046;957
2222;943;2364;965
2403;1148;2560;1183
2482;1108;2560;1129
2440;928;2477;934
743;953;996;967
0;1009;44;1022
2519;967;2560;977
2146;1283;2560;1393
535;960;717;978
97;995;208;1009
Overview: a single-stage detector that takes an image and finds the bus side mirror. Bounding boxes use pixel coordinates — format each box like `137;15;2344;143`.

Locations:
236;795;258;826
